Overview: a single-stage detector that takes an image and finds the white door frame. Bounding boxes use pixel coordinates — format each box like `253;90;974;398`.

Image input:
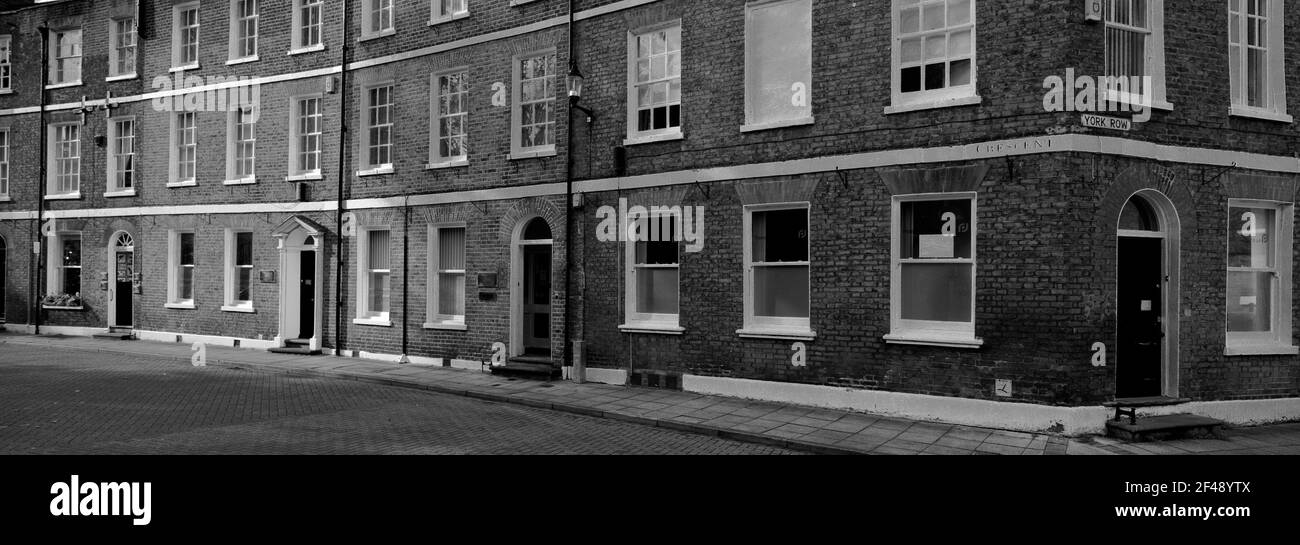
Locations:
106;231;134;328
509;216;553;358
1115;189;1181;398
274;224;325;351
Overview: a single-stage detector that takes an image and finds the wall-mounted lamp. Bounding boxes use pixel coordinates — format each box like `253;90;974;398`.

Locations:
567;62;595;124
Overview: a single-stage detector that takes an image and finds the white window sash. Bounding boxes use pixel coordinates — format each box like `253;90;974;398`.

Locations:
512;52;557;155
1226;199;1294;351
357;229;392;321
889;0;978;108
0;128;10;196
430;70;469;164
224;230;255;309
624;233;681;327
108;117;136;192
626;23;683;140
108;19;137;78
173;4;201;69
229;0;259;61
290;96;323;176
48;124;80;195
888;193;979;344
363;84;394;170
293;0;324;50
50;30;83;85
428;225;467;325
431;0;469;23
741;203;812;334
0;35;11;90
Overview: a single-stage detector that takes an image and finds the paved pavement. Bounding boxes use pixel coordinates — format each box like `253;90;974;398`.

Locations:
0;343;801;455
2;331;1299;455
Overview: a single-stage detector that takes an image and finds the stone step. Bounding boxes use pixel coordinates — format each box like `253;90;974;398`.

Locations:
492;360;559;379
268;346;322;356
1106;414;1226;442
93;329;135;340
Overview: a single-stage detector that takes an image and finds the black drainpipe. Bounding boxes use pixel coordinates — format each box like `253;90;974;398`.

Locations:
401;201;409;361
33;23;49;335
334;2;351;356
563;0;575;368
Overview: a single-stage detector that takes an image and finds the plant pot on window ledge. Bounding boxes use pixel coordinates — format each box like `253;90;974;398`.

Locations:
42;293;85;310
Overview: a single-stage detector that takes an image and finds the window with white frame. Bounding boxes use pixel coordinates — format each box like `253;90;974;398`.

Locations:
168;231;196;307
1229;0;1288;120
362;84;394;172
431;70;468;165
48;124;80;196
743;204;811;336
744;0;813;129
891;0;975;110
428;226;466;326
887;194;979;346
49;29;82;86
0;128;8;198
224;230;254;310
431;0;469;23
358;228;392;323
293;0;324;51
171;112;198;185
108;117;136;193
1;35;12;91
364;0;395;38
230;0;259;61
625;211;680;328
628;24;681;141
290;96;323;178
109;18;137;78
228;107;257;182
1103;0;1169;108
48;233;82;298
1226;200;1295;353
173;4;201;69
513;53;556;156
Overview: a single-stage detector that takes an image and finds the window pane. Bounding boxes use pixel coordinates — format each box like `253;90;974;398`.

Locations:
65;269;81;296
181;233;195;265
439;228;466;269
238;268;252;302
636;267;679;314
182;267;194;300
900;199;971;259
62;238;81;266
236;232;253;265
747;0;813;125
438;273;465;316
368;230;391;269
371;271;390;313
900;263;972;322
1227;271;1272;333
1228;206;1275;268
753;208;808;263
754;265;809;318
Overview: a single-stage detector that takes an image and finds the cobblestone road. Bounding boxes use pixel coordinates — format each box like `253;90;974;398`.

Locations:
0;344;801;455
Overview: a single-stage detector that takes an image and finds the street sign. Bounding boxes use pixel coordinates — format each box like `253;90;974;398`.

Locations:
1081;113;1132;131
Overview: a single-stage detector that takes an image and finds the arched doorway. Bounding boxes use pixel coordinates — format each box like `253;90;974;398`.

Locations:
107;232;135;329
1115;190;1181;399
511;217;553;359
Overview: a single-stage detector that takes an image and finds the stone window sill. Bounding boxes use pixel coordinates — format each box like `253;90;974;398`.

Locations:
883;333;983;349
736;328;816;341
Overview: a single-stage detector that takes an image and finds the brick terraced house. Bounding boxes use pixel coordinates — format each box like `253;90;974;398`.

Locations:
0;0;1297;435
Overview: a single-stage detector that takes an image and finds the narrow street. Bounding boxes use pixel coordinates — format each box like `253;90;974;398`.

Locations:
0;343;800;455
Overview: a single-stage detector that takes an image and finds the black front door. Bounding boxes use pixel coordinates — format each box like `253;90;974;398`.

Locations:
1117;237;1164;398
299;251;315;340
522;245;552;356
114;251;133;327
